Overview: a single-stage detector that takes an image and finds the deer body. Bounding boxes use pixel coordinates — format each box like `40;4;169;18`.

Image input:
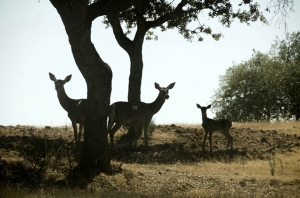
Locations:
197;104;233;152
108;82;175;149
49;73;86;142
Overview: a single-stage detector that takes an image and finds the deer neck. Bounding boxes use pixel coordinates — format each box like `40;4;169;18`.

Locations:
56;87;74;112
149;94;166;115
201;112;209;124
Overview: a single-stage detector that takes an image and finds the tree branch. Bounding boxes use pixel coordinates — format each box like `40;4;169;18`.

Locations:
87;0;137;23
107;14;133;52
134;0;147;44
145;0;188;30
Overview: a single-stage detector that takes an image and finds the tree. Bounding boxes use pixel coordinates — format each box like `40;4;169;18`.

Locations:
211;32;300;121
212;51;272;121
271;32;300;119
49;0;136;172
266;0;295;31
104;0;267;138
106;0;268;102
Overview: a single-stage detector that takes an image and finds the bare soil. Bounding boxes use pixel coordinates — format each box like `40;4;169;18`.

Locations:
0;123;299;197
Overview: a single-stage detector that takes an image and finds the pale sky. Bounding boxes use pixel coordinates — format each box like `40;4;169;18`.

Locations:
1;0;299;126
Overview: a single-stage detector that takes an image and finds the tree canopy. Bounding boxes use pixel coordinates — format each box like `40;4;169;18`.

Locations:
211;31;300;122
102;0;270;140
104;0;267;42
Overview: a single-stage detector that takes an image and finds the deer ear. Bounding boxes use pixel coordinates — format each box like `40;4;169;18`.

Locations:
207;104;212;109
196;104;201;108
154;82;161;90
64;75;72;82
49;72;57;81
167;82;175;89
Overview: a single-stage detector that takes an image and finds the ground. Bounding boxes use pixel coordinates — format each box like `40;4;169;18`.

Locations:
0;122;299;197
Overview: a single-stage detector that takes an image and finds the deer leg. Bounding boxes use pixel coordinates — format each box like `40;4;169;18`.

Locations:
227;129;233;150
78;123;84;141
229;135;233;150
223;128;233;150
71;119;78;142
208;131;213;152
225;133;230;149
109;123;122;148
143;123;150;149
107;117;114;132
134;125;142;148
220;129;228;149
202;131;208;151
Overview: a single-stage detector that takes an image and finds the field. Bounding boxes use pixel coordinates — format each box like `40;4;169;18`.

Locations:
0;121;300;197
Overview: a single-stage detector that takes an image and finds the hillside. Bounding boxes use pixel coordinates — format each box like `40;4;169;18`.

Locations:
0;122;299;197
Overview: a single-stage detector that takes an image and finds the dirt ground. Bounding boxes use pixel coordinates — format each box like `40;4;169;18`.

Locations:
0;123;299;197
112;124;300;163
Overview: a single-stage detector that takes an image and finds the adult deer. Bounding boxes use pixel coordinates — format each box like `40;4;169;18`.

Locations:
196;104;233;152
108;82;175;149
49;72;86;142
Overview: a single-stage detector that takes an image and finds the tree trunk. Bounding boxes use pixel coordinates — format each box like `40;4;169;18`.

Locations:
107;14;146;142
107;14;145;103
128;49;143;103
125;47;144;140
50;1;111;172
82;65;111;171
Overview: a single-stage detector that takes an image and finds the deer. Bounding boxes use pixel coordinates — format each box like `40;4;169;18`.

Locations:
108;82;175;149
49;72;86;142
196;104;233;152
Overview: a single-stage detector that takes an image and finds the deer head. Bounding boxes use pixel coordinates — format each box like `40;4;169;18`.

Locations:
49;72;72;91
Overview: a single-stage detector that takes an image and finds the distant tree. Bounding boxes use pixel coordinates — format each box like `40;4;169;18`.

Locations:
212;51;272;121
211;32;300;121
49;0;136;172
271;32;300;119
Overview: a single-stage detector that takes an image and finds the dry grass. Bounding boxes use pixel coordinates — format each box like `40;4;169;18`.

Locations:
233;121;300;136
115;147;300;196
179;121;300;136
0;122;300;197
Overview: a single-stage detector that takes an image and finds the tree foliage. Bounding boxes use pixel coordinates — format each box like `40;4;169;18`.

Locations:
211;31;300;121
102;0;293;139
102;0;269;140
104;0;267;43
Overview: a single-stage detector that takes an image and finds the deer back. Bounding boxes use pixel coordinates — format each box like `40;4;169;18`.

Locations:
67;99;86;124
202;118;232;131
109;102;153;127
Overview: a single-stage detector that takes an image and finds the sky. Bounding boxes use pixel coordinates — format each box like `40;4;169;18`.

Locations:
0;0;299;126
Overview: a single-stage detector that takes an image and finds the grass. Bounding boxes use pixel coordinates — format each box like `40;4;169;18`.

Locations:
233;121;300;135
179;121;300;136
0;121;300;197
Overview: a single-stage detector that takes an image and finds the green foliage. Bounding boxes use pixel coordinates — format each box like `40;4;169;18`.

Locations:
211;31;300;121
